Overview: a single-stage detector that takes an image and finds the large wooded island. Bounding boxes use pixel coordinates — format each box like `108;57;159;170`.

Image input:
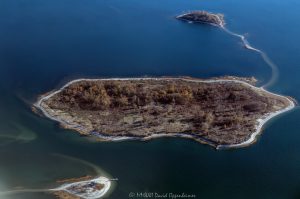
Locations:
34;77;295;149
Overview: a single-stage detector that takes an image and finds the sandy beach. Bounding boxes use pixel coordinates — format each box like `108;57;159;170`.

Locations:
50;176;111;199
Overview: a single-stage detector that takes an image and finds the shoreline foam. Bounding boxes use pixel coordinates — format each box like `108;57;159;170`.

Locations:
50;176;111;199
34;77;295;150
177;11;279;89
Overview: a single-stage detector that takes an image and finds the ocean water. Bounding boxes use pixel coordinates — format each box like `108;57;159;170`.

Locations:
0;0;300;198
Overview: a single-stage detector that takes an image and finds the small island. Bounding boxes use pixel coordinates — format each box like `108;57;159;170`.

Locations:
34;77;295;149
50;176;112;199
176;11;225;27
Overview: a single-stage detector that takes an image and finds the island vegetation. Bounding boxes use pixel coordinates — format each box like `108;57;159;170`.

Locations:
34;77;294;148
176;11;225;27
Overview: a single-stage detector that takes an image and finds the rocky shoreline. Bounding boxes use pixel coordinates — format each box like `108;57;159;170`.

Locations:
34;77;295;149
50;176;112;199
176;11;225;27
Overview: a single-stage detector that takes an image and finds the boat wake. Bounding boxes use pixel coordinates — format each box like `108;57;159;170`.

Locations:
51;153;105;176
0;123;37;147
220;25;278;88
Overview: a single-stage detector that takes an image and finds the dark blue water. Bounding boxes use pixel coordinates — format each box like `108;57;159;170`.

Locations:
0;0;300;198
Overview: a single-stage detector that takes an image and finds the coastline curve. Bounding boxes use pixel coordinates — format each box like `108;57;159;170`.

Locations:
34;77;296;150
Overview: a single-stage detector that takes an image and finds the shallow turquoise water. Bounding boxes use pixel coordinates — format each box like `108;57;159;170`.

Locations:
0;0;300;198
